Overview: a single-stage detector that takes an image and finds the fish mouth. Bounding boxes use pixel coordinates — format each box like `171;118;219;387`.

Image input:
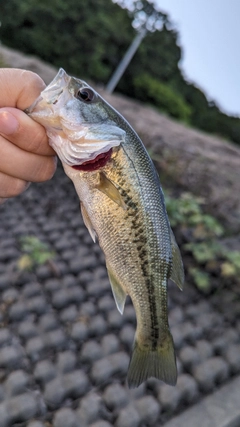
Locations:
72;148;112;172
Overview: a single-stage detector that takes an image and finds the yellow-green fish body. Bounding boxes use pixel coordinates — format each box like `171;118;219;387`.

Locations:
26;69;184;387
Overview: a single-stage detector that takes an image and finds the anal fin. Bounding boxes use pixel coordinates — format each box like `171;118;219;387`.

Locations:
80;202;97;243
106;262;127;314
170;229;184;290
97;172;126;209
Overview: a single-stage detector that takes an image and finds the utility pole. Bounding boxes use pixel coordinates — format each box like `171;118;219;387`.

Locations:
106;27;147;94
105;1;167;94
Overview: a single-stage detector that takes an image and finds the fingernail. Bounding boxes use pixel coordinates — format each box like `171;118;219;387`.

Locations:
0;110;19;135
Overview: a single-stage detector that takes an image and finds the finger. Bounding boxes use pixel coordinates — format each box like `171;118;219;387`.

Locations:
0;107;55;156
0;170;30;198
0;69;46;110
0;134;57;182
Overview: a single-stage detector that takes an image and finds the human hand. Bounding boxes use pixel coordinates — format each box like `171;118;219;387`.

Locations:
0;68;57;202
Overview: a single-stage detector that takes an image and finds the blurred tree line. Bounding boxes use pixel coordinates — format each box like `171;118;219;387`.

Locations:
1;0;240;144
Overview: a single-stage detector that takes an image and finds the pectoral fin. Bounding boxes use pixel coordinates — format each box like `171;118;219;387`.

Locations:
170;229;184;290
97;172;126;209
80;202;97;243
106;262;127;314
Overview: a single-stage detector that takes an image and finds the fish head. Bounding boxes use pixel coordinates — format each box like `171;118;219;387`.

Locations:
26;68;125;167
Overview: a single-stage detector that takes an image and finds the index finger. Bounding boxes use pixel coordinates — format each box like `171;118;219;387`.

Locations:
0;68;46;110
0;107;55;156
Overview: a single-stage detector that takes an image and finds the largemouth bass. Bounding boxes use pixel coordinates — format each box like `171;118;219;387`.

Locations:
26;68;184;387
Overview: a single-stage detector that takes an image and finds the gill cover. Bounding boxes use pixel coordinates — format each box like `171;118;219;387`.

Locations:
26;68;126;166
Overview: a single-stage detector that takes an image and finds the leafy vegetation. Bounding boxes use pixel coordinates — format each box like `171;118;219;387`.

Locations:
165;192;240;291
1;0;240;145
17;235;55;271
133;73;192;122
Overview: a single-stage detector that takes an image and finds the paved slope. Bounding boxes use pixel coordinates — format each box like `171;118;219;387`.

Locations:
0;167;239;426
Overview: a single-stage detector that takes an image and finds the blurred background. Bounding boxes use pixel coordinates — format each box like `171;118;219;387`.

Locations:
0;1;240;426
1;0;240;142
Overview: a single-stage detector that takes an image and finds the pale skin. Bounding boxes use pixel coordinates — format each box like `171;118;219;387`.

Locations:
0;68;57;203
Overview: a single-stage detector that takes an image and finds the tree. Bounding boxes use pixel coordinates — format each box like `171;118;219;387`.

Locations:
1;0;240;145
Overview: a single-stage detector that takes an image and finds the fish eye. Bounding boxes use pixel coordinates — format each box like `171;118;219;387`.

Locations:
76;88;95;102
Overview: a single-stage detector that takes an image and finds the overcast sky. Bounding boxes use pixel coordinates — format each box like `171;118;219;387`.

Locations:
157;0;240;116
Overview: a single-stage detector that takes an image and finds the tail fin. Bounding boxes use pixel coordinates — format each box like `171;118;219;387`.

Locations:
127;330;177;388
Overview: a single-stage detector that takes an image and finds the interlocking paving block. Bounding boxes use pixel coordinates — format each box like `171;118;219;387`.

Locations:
18;321;38;340
193;357;230;392
2;288;19;303
89;315;108;336
5;370;30;397
8;301;29;321
27;421;45;427
43;377;66;409
195;340;213;361
26;337;45;362
57;351;77;373
90;422;113;427
7;392;39;423
63;370;89;398
44;278;61;293
157;384;182;412
168;307;184;327
108;352;129;375
22;282;42;298
0;345;23;369
60;305;78;323
163;375;240;427
81;340;103;363
34;360;57;385
213;329;239;354
179;322;203;342
0;328;12;347
91;357;115;385
53;407;79;427
179;345;200;370
44;329;67;350
69;255;96;274
101;334;120;356
39;313;59;332
119;325;135;349
134;395;160;425
223;344;240;373
103;383;128;410
79;301;96;317
77;392;102;425
128;382;146;400
176;374;199;404
98;295;115;313
170;325;186;349
70;321;88;342
115;404;141;427
0;385;5;402
107;310;125;329
0;274;12;291
0;401;10;427
27;296;48;315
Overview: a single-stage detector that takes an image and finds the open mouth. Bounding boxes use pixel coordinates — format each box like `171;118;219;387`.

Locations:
72;148;112;172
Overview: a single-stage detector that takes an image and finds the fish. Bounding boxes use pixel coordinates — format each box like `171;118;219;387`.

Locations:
26;68;184;388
